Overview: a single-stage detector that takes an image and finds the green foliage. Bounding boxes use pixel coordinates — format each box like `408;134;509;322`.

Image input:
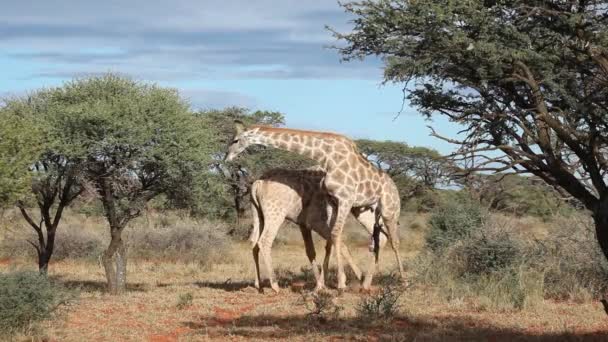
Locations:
427;199;487;251
356;139;453;202
336;0;608;218
39;74;211;226
0;102;44;207
479;174;572;219
0;271;66;333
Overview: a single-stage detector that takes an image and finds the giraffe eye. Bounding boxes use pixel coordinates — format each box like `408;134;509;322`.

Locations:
232;139;239;144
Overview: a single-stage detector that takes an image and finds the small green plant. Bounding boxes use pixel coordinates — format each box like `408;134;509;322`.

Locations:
356;275;403;320
301;290;343;322
176;292;193;309
0;271;67;334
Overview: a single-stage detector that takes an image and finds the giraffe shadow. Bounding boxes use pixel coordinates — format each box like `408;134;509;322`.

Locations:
193;280;254;292
181;313;608;341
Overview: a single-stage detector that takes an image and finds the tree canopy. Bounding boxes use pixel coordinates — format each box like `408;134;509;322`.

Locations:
335;0;608;258
0;101;44;207
356;139;452;188
18;74;211;292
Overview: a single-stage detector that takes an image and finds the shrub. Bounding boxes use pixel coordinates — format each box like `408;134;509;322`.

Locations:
52;226;105;261
0;271;66;334
356;275;403;320
427;200;486;251
176;292;193;310
528;214;608;300
301;290;343;322
458;231;522;275
0;224;105;262
413;211;608;310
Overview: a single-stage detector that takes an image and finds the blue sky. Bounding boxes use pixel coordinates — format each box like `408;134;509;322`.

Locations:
0;0;460;153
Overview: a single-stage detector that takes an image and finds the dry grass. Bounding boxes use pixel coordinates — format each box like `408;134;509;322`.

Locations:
1;211;608;341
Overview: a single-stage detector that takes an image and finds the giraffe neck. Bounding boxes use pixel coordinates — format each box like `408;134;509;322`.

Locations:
250;126;342;169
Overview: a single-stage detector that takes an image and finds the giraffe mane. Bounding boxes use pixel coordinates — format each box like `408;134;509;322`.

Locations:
251;125;349;140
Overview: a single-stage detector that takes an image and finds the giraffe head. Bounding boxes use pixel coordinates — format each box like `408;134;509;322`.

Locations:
225;120;258;161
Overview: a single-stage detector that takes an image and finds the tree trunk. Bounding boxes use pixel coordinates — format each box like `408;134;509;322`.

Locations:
102;227;127;295
37;228;56;275
593;202;608;262
234;194;246;225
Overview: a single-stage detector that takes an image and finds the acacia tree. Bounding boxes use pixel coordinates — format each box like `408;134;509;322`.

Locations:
17;153;83;274
42;75;210;293
1;97;83;274
356;139;452;188
335;1;608;259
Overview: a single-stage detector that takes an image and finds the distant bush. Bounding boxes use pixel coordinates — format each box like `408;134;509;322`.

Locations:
0;271;67;334
458;231;522;275
528;214;608;301
127;219;234;268
426;200;487;251
0;223;105;261
412;211;608;311
53;227;105;261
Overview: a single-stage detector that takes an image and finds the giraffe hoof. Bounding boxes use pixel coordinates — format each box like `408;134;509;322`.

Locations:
271;284;280;293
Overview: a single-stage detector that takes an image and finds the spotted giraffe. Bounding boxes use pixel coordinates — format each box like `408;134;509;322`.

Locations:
226;122;404;289
249;167;388;292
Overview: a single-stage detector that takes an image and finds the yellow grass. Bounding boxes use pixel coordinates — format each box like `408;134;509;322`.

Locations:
2;211;608;341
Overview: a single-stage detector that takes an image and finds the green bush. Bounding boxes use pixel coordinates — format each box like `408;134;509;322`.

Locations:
459;232;522;275
0;271;65;333
427;200;486;251
412;211;608;311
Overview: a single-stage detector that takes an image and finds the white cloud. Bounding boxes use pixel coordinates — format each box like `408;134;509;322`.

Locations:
0;0;378;82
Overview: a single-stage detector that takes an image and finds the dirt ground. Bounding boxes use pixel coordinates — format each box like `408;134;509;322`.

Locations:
3;241;608;342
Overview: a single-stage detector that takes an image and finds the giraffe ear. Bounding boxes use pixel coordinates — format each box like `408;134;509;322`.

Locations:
234;120;246;135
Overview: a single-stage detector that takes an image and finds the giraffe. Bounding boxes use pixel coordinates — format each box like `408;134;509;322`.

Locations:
250;167;388;292
225;121;404;289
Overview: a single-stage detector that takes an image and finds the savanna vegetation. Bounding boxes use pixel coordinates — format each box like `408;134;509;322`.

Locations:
2;0;608;340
